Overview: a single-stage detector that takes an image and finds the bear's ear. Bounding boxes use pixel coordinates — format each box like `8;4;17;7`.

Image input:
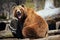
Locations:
12;6;16;10
21;4;25;8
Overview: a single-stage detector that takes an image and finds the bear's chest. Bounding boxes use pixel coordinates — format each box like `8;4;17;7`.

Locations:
23;16;38;27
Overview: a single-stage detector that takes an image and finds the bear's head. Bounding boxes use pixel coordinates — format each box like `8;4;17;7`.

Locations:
12;5;27;20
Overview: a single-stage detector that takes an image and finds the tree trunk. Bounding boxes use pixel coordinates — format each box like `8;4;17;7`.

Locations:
44;0;55;10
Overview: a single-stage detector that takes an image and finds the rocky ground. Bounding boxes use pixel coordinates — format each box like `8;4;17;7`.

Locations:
0;20;60;40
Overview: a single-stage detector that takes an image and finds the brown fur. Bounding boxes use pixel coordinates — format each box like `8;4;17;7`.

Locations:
13;5;48;38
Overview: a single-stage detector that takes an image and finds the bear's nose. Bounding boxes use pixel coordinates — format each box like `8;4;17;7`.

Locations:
17;11;21;16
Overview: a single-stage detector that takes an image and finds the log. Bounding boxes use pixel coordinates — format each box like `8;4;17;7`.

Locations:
30;35;60;40
0;20;11;24
48;30;60;35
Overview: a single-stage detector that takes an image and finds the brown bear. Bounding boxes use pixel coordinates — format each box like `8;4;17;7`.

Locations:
12;5;48;38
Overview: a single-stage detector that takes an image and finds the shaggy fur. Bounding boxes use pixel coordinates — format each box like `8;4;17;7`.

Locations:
13;5;48;38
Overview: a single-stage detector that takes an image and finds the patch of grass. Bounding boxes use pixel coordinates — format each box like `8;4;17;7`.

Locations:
25;0;45;11
25;2;34;9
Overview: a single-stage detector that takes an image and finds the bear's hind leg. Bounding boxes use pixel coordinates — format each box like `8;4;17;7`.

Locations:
22;27;40;38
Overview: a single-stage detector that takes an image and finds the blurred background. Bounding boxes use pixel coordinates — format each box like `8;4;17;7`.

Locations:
0;0;60;40
0;0;60;19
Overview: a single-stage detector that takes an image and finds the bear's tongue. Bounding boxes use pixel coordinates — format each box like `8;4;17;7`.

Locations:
18;16;21;19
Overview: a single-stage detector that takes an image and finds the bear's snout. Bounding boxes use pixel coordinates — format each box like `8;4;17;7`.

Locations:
17;11;21;16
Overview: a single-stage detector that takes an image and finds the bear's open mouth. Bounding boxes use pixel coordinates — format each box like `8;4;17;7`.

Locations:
17;11;22;19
